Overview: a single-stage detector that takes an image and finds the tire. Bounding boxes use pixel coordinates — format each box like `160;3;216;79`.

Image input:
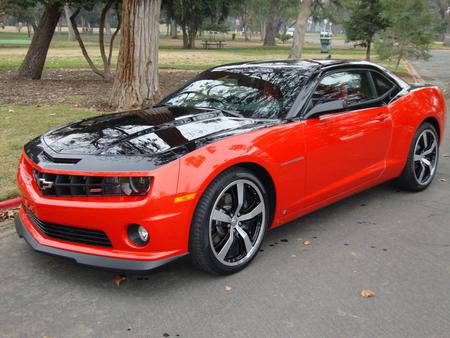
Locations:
189;167;270;275
397;122;439;192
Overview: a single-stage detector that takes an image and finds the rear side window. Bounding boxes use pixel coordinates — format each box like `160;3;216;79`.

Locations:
372;72;394;97
311;70;374;107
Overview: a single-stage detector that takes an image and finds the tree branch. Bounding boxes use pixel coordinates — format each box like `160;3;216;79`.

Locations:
99;0;114;70
108;2;121;66
69;7;104;78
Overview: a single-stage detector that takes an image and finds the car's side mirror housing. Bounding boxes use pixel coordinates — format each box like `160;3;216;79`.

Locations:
305;100;346;119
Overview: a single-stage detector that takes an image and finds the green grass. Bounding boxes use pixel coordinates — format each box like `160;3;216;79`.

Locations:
0;104;98;200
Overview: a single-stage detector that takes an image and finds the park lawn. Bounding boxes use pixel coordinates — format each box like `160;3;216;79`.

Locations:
0;29;408;72
0;44;407;73
0;104;98;200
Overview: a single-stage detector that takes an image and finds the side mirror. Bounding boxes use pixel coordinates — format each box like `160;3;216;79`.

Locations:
306;100;346;119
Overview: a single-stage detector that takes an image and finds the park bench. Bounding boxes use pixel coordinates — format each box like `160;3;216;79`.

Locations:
201;40;226;49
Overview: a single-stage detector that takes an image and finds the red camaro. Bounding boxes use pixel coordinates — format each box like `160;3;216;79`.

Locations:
15;60;446;274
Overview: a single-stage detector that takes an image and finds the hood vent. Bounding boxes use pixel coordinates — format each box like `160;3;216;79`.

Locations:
43;151;80;164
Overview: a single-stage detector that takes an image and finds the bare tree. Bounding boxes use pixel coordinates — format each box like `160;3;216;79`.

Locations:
69;1;121;80
109;0;162;109
289;0;313;59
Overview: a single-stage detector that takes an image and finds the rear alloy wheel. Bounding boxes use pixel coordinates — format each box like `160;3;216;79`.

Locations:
398;122;439;191
189;168;269;274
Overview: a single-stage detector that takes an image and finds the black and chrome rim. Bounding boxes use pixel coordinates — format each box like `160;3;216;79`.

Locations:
413;129;438;185
209;179;266;267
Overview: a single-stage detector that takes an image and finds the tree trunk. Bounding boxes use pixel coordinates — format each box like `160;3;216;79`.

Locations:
365;39;371;61
444;13;450;47
244;22;250;41
17;3;61;80
289;0;313;58
263;0;279;46
260;21;265;41
182;27;189;48
104;8;112;35
170;19;177;38
81;15;86;32
263;20;276;46
26;21;31;37
109;0;162;110
64;4;76;41
395;47;404;71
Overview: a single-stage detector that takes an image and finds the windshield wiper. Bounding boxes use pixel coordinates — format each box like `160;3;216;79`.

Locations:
218;109;245;118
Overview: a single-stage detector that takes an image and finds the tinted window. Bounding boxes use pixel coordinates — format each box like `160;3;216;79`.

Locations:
372;72;394;96
311;70;374;108
159;67;310;119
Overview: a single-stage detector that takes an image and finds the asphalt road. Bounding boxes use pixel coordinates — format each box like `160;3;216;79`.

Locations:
1;52;450;338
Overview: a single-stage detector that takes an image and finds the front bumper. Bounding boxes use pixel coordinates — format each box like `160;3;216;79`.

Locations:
15;214;186;273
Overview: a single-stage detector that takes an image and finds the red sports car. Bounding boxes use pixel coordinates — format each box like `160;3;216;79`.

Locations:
15;60;446;274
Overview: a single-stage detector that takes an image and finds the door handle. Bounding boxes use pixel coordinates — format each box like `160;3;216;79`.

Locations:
375;114;389;122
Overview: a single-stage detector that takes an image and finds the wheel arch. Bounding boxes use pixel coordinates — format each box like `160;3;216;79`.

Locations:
421;116;441;142
231;162;277;228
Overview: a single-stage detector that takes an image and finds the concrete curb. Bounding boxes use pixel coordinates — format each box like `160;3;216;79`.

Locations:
401;59;424;83
0;197;20;211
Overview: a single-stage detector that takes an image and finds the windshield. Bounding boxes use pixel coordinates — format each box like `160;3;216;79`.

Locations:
159;66;310;119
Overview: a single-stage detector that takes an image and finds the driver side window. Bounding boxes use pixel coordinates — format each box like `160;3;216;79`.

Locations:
310;70;375;111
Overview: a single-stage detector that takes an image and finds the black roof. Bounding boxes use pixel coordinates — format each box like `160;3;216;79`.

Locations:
212;58;383;71
210;59;408;88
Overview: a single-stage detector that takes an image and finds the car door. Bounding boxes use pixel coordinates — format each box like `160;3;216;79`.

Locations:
301;69;393;208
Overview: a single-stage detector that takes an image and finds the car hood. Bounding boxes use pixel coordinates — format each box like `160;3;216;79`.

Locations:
43;106;270;156
25;106;278;172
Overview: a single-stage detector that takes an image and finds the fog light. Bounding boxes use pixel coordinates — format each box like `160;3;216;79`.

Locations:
138;226;148;242
127;224;149;246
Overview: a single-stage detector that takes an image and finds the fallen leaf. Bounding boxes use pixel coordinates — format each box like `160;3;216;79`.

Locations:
224;285;232;292
0;207;19;222
360;289;376;298
113;274;128;287
303;240;311;246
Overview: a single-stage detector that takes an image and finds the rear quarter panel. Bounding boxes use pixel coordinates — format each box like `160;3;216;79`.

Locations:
383;86;446;179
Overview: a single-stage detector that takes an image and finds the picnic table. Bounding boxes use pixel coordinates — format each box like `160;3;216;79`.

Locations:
201;40;226;49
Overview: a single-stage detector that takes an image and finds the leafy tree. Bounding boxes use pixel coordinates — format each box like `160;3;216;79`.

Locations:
163;0;234;49
260;0;296;46
343;0;387;61
0;0;39;32
375;0;435;70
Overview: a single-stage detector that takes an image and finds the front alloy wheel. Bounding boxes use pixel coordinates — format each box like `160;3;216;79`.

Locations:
190;168;269;274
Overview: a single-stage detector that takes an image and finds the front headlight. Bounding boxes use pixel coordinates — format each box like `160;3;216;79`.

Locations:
120;177;151;196
103;176;151;196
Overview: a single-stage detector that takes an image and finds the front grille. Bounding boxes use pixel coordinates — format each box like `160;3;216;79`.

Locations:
33;169;123;197
26;208;112;248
